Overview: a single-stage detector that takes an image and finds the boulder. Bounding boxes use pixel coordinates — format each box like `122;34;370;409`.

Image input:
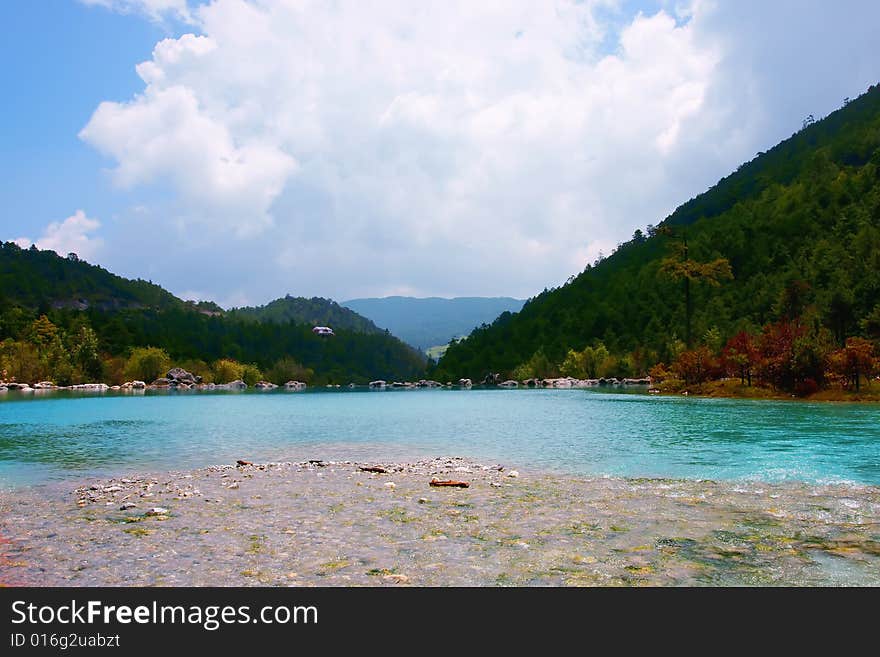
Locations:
166;367;201;385
499;380;518;388
482;373;501;386
369;380;386;389
131;380;146;389
458;378;472;387
284;380;307;391
226;379;247;390
254;380;278;390
151;378;171;387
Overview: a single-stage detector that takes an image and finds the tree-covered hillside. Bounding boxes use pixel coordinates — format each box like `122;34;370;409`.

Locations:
434;84;880;387
0;245;425;385
0;242;181;311
229;295;383;335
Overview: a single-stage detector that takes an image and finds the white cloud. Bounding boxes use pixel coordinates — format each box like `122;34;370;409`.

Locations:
15;211;104;261
80;0;880;302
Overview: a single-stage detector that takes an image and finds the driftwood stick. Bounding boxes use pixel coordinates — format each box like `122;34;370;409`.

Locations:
429;478;469;488
359;466;388;474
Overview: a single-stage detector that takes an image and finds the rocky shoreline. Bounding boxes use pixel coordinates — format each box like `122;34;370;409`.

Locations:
0;366;651;395
2;457;879;586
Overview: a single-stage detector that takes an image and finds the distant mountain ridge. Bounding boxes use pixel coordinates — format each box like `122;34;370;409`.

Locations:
229;295;385;335
342;296;526;350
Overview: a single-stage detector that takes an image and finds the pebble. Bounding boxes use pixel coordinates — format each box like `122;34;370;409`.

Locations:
384;482;397;490
120;502;137;510
507;470;520;478
145;507;169;516
418;497;429;504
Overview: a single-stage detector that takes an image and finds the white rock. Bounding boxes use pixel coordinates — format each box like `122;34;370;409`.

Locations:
384;482;397;490
145;507;169;516
507;470;520;478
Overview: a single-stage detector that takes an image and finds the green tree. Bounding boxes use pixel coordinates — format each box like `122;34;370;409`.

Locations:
69;325;102;382
240;363;263;386
266;356;314;384
124;347;171;383
0;339;41;383
213;359;243;384
659;233;733;348
511;348;556;380
559;349;587;378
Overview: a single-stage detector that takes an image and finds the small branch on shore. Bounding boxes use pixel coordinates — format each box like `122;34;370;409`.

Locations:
430;478;469;488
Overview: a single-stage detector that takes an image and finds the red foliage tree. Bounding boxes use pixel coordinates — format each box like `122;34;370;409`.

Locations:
829;337;876;392
758;319;831;393
721;331;759;386
671;346;717;386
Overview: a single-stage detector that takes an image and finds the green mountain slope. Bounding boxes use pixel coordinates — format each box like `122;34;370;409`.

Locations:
229;295;384;335
0;244;426;384
342;296;525;350
434;84;880;381
0;243;181;311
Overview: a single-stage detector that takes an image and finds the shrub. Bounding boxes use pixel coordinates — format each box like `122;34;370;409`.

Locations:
240;363;263;386
266;357;314;384
0;339;42;383
124;347;171;383
794;377;819;397
212;359;243;384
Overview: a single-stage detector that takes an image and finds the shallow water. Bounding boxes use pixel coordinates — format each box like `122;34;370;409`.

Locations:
1;388;879;487
4;459;879;586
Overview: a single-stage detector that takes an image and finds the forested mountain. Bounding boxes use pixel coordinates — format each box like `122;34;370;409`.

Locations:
0;244;425;385
434;84;880;389
0;243;181;311
229;295;383;335
342;296;525;350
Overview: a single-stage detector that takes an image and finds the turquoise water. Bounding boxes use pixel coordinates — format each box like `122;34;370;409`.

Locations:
0;389;878;488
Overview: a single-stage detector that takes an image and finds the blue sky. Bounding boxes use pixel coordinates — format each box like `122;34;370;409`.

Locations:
2;1;879;307
0;2;163;234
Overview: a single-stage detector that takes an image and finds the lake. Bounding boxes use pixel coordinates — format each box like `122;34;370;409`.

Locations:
1;388;879;488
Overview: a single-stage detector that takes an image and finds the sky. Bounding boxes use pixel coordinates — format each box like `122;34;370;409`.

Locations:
1;1;879;308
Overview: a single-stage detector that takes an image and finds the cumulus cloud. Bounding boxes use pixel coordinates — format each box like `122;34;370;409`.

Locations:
79;0;880;302
15;211;104;261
